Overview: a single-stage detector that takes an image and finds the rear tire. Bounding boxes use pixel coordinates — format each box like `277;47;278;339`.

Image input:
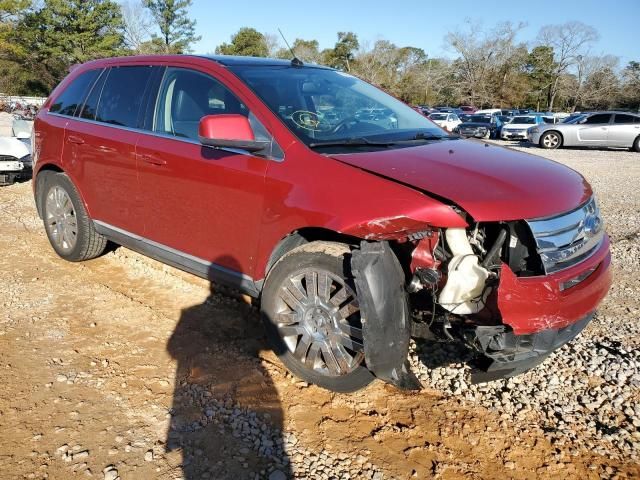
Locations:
633;136;640;152
540;131;562;149
261;241;374;392
39;172;107;262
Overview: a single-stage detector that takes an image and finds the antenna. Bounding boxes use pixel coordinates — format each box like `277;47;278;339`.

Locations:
278;28;303;67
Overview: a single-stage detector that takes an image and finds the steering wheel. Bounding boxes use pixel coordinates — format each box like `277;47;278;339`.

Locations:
330;115;361;134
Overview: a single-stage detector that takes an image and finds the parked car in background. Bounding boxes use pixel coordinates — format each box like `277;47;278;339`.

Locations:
0;133;32;185
32;54;612;393
459;105;476;113
453;113;504;139
428;112;462;131
501;115;546;140
528;111;640;151
475;108;502;115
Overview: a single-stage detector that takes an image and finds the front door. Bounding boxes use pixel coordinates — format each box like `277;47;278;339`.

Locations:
135;66;270;281
577;113;612;144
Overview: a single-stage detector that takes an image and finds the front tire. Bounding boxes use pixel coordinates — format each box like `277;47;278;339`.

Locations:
40;172;107;262
633;136;640;152
540;131;562;149
261;241;374;392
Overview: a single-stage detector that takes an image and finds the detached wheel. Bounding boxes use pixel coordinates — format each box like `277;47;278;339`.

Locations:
40;172;107;261
261;241;374;392
540;131;562;149
483;129;491;139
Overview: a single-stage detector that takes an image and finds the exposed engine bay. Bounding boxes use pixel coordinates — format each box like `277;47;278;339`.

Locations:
351;219;572;388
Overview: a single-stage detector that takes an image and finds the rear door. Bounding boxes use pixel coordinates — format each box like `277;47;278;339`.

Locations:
576;113;612;144
135;65;273;281
609;113;640;147
66;65;160;234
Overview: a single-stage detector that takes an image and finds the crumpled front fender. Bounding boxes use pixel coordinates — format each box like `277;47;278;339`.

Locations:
351;241;421;390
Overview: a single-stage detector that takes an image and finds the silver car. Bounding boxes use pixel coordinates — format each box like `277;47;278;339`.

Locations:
528;111;640;151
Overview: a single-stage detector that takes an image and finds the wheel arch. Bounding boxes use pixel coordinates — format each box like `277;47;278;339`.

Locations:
34;163;65;218
261;227;363;281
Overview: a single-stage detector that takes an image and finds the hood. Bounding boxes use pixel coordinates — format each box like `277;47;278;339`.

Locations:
0;136;30;159
331;139;591;222
504;123;535;128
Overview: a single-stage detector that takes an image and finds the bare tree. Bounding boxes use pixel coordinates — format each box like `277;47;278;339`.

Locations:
537;21;599;109
572;54;619;110
121;0;153;52
445;20;525;107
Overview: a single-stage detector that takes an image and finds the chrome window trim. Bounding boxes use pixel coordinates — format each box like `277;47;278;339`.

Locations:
47;111;285;162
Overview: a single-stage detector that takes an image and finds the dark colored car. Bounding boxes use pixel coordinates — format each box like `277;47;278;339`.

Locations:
459;105;476;113
453;113;505;139
32;55;612;392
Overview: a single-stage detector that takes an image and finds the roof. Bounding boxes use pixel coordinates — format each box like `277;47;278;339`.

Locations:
198;54;333;69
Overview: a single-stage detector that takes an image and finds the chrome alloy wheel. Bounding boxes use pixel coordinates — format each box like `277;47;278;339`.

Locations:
275;268;365;376
542;132;560;148
45;185;78;252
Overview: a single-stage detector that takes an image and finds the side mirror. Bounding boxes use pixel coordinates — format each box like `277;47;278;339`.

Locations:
198;114;270;152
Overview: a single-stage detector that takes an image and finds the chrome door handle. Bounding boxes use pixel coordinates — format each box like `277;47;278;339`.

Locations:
138;153;167;166
97;145;116;153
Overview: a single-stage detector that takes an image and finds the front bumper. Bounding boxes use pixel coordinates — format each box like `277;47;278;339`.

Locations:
501;130;528;140
469;313;593;383
527;130;543;144
497;234;612;335
467;235;612;382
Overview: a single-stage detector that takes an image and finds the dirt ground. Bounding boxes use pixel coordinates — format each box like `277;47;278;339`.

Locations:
1;147;639;479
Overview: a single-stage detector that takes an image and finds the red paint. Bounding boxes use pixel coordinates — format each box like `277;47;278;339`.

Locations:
410;234;441;271
199;114;254;141
497;236;612;335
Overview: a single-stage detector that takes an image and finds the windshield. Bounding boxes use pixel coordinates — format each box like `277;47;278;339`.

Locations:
429;113;448;120
228;65;451;148
511;116;537;124
468;115;491;123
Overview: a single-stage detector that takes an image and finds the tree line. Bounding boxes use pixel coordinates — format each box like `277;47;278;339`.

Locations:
0;0;638;112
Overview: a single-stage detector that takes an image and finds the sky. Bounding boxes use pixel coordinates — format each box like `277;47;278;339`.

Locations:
185;0;639;65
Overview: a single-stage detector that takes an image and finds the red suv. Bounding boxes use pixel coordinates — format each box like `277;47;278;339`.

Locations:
32;55;612;392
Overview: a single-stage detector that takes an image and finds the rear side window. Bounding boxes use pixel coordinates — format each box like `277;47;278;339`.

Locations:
49;69;102;116
613;114;640;124
95;66;154;128
584;114;612;125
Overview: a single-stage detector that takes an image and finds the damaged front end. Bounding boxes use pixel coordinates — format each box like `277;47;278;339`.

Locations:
350;199;612;388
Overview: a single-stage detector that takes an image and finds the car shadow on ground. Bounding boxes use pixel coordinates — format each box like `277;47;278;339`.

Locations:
165;256;292;479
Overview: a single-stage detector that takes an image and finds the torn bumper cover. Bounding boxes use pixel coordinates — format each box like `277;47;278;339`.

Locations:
352;241;421;390
470;236;612;382
469;313;592;383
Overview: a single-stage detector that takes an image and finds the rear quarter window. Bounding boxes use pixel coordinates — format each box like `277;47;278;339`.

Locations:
49;69;102;116
94;66;155;128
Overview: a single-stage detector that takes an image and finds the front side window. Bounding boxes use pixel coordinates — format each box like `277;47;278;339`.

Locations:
229;65;451;149
584;114;612;125
50;69;102;116
94;66;154;128
154;67;250;141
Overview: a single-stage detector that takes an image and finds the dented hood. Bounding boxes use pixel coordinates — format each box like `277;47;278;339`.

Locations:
331;139;591;221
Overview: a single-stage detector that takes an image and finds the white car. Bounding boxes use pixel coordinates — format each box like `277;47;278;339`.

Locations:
501;115;545;140
0;133;32;185
428;112;462;132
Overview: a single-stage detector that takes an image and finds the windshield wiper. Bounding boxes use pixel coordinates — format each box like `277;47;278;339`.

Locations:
308;137;395;149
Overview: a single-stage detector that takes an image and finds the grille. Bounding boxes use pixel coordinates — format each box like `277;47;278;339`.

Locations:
526;197;604;274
